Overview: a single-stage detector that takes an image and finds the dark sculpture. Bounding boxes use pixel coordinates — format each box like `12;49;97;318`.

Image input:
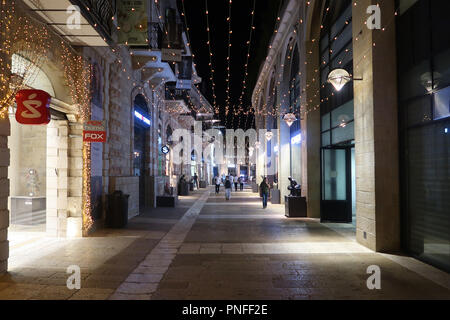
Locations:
287;176;301;197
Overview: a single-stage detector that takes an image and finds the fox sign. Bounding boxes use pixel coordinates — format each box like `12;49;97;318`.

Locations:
83;120;106;143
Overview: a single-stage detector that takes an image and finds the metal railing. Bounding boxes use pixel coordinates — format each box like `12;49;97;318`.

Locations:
70;0;116;42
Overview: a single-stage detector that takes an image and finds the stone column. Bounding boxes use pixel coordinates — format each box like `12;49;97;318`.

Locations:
67;122;83;237
352;0;400;252
278;116;291;204
301;39;321;218
47;120;69;238
0;17;11;272
0;118;10;274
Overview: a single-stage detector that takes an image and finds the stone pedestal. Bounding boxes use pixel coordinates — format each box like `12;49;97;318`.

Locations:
271;188;281;204
10;196;46;225
157;195;178;207
285;196;307;218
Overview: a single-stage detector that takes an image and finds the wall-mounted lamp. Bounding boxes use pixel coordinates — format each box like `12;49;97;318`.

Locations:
327;68;363;91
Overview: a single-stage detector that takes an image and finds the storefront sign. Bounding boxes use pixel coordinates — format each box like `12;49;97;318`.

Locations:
15;89;51;125
117;0;148;46
134;110;151;126
83;120;106;143
161;145;170;154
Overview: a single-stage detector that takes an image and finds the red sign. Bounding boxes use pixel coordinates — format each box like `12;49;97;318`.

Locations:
83;120;106;143
83;131;106;142
15;89;51;125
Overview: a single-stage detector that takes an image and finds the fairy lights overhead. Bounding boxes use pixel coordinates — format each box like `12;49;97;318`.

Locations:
251;0;398;122
238;0;256;130
224;0;233;128
204;0;218;115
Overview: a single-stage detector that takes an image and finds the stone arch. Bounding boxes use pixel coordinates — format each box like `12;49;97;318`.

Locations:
279;35;298;114
305;0;327;42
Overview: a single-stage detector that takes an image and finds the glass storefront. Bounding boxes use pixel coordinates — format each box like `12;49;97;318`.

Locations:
319;0;355;223
397;0;450;272
133;94;150;209
289;44;302;183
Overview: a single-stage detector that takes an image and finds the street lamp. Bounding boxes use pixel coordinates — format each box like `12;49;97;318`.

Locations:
265;131;273;141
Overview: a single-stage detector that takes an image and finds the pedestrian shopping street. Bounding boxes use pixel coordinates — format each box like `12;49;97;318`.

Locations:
1;186;448;300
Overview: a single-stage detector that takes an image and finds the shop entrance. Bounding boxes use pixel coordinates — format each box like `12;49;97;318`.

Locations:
320;145;356;223
8;116;47;233
133;95;150;210
7;55;58;241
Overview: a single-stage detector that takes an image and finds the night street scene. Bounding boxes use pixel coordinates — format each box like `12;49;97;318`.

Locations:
0;0;448;311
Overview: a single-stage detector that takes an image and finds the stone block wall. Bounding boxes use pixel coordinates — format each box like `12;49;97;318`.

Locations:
0;119;10;274
353;0;400;252
46;120;69;238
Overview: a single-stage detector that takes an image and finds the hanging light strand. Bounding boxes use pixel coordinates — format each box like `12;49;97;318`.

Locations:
224;0;232;128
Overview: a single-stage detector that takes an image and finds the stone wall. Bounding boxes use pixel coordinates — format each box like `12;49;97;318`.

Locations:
46;120;69;238
352;0;400;252
0;118;10;274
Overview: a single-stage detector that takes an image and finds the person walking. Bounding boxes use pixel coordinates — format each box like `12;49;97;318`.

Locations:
234;175;238;191
193;173;198;189
259;177;270;209
239;176;244;191
224;176;232;200
214;175;221;194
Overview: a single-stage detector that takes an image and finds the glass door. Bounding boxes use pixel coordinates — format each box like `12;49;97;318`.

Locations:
321;146;352;222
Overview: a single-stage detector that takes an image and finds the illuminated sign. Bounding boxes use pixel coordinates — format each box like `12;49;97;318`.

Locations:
291;133;302;145
15;89;51;125
161;145;170;154
83;120;106;143
134;110;151;126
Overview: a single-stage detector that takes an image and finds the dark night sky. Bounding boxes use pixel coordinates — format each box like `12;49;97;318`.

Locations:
178;0;284;129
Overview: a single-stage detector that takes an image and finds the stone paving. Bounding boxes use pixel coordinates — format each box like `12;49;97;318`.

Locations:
0;192;203;300
0;186;449;300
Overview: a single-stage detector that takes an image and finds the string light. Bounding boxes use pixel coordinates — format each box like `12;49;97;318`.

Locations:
0;1;94;232
224;0;232;128
252;0;399;121
204;0;218;115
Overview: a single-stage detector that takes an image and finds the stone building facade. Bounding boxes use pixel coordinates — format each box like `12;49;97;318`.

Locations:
252;0;449;272
0;0;212;274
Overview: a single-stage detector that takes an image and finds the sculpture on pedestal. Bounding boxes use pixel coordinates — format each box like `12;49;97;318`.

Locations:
287;176;301;197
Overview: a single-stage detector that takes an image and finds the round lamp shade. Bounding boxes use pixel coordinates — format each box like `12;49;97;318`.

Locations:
327;68;352;91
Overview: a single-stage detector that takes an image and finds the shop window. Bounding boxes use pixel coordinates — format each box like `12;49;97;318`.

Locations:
433;86;450;120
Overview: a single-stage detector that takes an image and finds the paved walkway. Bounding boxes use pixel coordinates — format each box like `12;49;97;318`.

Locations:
0;186;449;300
